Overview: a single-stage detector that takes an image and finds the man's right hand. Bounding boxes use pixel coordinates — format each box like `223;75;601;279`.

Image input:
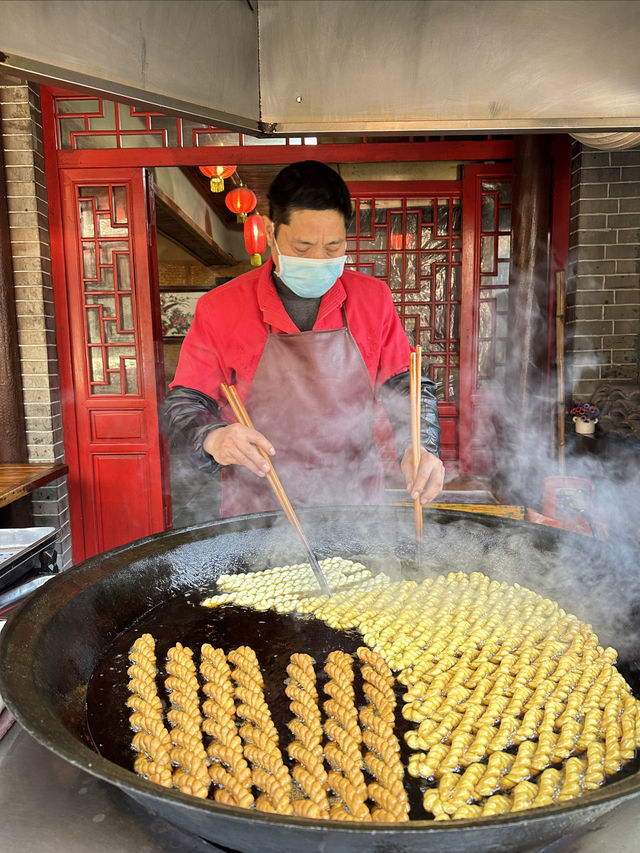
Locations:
203;424;275;478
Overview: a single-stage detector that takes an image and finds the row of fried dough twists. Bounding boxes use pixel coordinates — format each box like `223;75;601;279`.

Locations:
203;561;640;820
127;633;409;821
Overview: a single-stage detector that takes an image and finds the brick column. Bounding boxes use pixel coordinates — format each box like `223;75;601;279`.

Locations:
567;144;640;398
0;74;71;567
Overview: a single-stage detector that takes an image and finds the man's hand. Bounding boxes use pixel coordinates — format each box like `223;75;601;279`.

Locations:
204;424;275;478
400;446;445;504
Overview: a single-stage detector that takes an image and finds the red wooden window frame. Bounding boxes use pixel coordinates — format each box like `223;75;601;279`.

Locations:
42;88;515;168
347;181;462;463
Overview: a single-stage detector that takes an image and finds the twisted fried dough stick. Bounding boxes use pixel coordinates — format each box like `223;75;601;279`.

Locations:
357;647;409;822
400;603;640;820
127;634;172;787
423;765;487;818
423;728;622;820
131;735;173;787
403;619;636;759
323;650;370;821
229;646;293;815
201;564;640;818
285;652;329;818
165;642;210;798
127;633;163;713
200;643;254;808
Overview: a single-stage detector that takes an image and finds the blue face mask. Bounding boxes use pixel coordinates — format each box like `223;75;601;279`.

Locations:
274;237;346;298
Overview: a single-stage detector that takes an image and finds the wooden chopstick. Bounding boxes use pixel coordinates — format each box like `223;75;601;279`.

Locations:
220;383;331;595
222;383;294;521
410;346;423;540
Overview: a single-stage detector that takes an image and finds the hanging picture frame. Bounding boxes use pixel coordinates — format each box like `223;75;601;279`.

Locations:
160;289;207;340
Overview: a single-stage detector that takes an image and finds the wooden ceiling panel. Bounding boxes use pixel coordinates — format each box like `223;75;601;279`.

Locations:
155;186;235;267
183;164;280;226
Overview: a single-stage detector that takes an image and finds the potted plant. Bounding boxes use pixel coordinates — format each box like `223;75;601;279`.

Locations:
569;402;600;435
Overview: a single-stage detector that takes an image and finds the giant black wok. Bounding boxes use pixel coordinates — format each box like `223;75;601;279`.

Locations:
1;506;639;853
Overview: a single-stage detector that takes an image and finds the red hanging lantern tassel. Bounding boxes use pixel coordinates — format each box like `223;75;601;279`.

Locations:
225;187;257;223
198;165;236;192
244;214;267;266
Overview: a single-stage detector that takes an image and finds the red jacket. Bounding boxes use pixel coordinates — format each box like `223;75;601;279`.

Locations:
171;258;411;410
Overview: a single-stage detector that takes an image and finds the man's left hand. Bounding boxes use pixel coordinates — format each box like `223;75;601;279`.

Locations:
400;446;445;504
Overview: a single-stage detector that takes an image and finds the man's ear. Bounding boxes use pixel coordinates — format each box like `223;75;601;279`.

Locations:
263;216;278;271
262;215;275;249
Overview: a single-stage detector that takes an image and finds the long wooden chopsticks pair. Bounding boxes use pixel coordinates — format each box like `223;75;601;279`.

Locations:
409;346;423;540
220;382;331;596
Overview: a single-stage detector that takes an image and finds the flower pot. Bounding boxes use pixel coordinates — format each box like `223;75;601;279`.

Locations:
573;416;597;435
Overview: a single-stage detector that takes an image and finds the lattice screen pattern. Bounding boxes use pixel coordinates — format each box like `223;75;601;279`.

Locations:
347;195;462;403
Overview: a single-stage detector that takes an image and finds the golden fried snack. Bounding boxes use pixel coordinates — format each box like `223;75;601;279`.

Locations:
127;633;172;788
200;643;254;809
129;748;170;785
127;633;164;720
393;575;640;819
203;558;373;614
357;647;409;822
229;645;293;815
323;650;370;821
202;565;640;821
285;652;329;817
165;642;210;798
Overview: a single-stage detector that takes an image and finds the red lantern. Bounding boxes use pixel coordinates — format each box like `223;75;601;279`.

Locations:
244;214;267;266
225;187;257;223
390;233;415;251
198;165;236;192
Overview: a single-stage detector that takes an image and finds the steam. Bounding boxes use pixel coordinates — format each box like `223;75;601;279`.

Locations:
473;336;640;664
166;345;640;671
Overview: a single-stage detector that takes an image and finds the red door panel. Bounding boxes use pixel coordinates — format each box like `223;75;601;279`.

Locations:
92;453;153;552
57;168;165;560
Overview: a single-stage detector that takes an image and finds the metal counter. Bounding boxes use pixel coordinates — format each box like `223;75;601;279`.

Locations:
1;723;639;853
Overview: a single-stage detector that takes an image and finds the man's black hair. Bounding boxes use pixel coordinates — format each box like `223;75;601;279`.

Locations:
267;160;353;232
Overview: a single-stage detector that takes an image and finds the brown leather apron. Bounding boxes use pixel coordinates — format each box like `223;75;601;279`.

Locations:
221;309;385;516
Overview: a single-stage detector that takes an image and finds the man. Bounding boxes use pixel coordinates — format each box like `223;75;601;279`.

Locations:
161;160;444;516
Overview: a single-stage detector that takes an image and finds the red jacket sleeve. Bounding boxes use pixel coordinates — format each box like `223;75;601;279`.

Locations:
374;282;412;388
169;293;227;407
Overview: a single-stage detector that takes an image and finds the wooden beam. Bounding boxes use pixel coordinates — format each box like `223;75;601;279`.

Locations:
58;139;515;169
154;185;236;267
502;134;552;505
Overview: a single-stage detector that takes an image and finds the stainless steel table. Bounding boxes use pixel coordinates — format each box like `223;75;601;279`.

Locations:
0;724;219;852
1;723;639;853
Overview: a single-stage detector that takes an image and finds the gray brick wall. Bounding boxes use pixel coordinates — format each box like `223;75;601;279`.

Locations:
0;74;72;568
567;144;640;400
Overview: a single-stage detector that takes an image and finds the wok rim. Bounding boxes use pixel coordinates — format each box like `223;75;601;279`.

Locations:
1;507;639;836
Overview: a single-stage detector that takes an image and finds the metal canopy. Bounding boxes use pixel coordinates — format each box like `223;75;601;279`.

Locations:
2;0;640;135
0;0;262;133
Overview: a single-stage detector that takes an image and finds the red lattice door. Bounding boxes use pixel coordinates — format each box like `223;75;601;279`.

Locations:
459;165;513;475
347;182;462;468
57;169;165;561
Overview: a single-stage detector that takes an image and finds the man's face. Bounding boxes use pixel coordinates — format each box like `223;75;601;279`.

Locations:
264;208;347;274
